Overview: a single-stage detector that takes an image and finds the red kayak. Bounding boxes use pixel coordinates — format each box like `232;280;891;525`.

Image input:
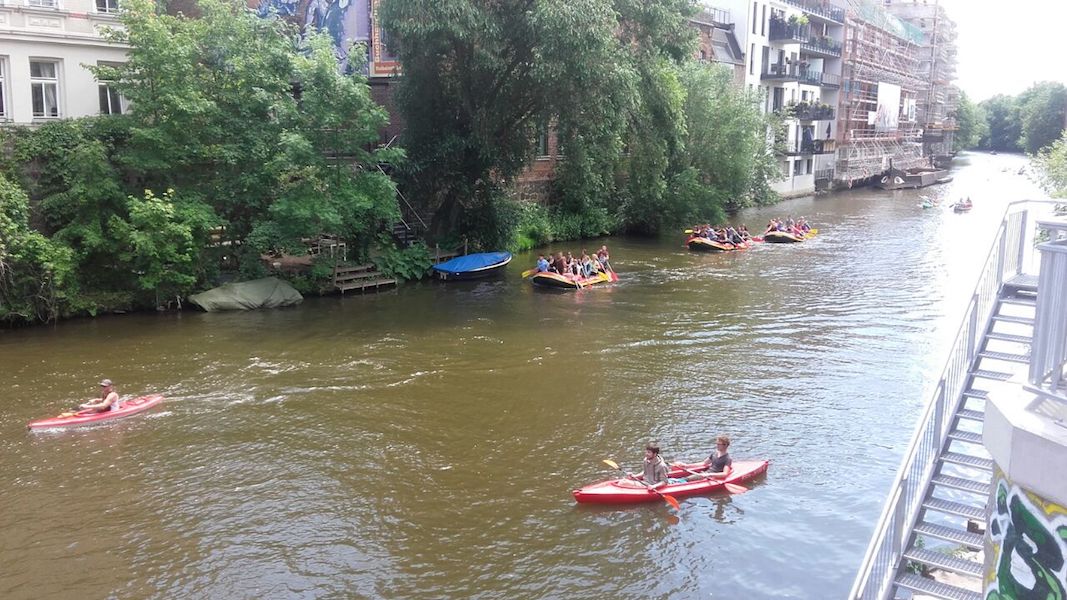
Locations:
27;394;164;430
573;459;769;504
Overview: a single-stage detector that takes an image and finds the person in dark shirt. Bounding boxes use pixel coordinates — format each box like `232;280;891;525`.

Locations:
682;435;733;482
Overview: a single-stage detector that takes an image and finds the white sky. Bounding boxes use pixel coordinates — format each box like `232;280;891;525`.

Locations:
937;0;1067;101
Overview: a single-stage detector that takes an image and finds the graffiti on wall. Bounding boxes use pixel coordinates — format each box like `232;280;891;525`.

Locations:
252;0;396;76
985;469;1067;600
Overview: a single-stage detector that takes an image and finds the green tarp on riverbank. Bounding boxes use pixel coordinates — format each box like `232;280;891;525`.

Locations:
188;277;303;312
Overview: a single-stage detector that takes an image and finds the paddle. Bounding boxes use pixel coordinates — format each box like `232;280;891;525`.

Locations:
521;268;536;278
602;459;681;510
670;462;748;495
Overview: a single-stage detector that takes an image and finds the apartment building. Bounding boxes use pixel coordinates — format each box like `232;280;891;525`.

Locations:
690;5;746;84
883;0;959;166
0;0;128;124
713;0;845;197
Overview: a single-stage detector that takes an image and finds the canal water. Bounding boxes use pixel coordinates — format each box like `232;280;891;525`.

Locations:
0;152;1048;599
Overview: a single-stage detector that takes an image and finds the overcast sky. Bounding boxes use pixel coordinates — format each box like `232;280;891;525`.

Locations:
936;0;1067;101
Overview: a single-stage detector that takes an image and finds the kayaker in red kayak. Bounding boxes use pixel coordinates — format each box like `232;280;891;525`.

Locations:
78;379;121;413
676;435;733;481
618;441;669;489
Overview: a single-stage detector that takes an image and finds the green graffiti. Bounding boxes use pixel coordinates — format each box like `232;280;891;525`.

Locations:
987;481;1067;600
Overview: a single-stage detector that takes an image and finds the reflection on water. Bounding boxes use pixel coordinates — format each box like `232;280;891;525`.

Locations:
0;152;1048;599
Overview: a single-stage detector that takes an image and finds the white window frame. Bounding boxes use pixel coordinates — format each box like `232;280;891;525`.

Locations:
30;59;61;119
0;58;8;121
27;0;59;8
95;0;118;13
96;62;126;115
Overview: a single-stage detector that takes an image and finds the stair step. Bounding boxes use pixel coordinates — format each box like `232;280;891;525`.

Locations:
978;350;1029;363
962;389;989;401
940;452;993;471
895;573;980;600
902;547;983;577
971;369;1012;381
922;496;986;520
947;429;983;444
985;332;1032;344
334;271;384;283
914;522;985;550
999;296;1036;307
955;408;985;422
334;264;375;273
931;474;990;495
991;314;1034;325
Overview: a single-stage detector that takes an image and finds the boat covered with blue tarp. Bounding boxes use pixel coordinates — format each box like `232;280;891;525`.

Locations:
431;252;513;280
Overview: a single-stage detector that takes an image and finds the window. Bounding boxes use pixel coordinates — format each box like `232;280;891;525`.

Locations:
761;5;767;36
0;60;7;120
96;0;118;12
536;126;549;157
806;159;813;174
793;160;802;176
749;43;755;75
30;60;60;118
97;61;124;114
28;0;58;7
752;2;758;35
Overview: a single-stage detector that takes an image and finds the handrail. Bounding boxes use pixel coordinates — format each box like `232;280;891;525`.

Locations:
848;201;1057;599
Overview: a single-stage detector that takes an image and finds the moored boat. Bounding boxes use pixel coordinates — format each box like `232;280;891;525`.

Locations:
530;270;618;289
763;231;805;243
573;459;769;504
431;251;512;281
28;394;164;430
875;167;950;190
686;237;747;252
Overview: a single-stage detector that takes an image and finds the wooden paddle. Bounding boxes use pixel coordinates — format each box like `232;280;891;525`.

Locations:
670;462;748;495
521;268;537;278
602;459;681;510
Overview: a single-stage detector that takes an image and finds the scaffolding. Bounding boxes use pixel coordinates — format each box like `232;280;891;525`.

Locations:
834;0;927;184
883;0;960;162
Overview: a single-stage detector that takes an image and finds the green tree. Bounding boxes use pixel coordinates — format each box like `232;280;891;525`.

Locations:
979;95;1022;152
1034;131;1067;198
953;90;986;152
1017;81;1067;154
0;174;77;324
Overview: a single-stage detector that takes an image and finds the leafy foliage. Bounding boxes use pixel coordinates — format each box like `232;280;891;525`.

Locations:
978;95;1022;152
371;236;432;281
1034;131;1067;199
953;91;986;152
1017;82;1067;155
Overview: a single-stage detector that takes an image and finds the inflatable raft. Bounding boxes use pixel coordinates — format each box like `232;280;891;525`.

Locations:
686;237;748;252
530;270;618;289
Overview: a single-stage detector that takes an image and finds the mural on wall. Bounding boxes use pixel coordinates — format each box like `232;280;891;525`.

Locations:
251;0;397;76
985;470;1067;600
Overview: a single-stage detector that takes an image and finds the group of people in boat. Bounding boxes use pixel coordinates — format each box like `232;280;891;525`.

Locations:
954;197;973;210
534;246;613;279
764;217;811;237
690;224;754;245
618;436;733;489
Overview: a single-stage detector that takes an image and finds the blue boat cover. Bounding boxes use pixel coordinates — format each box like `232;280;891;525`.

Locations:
431;252;512;274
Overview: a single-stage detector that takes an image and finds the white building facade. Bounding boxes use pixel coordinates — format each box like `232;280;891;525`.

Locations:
713;0;844;198
0;0;127;124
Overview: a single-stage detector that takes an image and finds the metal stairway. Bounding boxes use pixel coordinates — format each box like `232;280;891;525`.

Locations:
892;286;1036;600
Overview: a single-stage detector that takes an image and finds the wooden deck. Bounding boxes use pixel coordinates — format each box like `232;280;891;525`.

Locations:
333;264;396;294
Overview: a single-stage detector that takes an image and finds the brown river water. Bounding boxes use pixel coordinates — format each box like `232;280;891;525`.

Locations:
0;152;1048;599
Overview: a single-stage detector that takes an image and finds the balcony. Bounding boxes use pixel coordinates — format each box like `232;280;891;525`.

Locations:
761;63;800;82
818;72;841;88
784;139;837;155
785;101;836;121
782;0;845;24
801;36;842;58
768;19;808;44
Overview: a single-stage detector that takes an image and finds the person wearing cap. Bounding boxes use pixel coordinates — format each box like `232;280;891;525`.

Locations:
79;379;121;413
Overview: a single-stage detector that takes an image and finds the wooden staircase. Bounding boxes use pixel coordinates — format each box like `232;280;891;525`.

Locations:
333;264;396;294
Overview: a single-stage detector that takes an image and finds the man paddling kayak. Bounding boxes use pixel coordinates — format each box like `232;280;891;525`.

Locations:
676;435;733;482
618;441;670;490
78;379;121;413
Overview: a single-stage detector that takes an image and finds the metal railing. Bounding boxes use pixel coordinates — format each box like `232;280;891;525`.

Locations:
848;203;1038;600
1030;230;1067;390
783;0;845;23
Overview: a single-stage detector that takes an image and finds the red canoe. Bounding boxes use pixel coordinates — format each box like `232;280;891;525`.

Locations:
27;394;164;430
573;459;769;504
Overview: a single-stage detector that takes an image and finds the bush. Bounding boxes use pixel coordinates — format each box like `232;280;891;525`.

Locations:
372;235;432;281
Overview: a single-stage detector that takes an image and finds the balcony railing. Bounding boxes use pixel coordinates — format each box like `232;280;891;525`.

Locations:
788;102;835;121
819;72;841;88
782;0;845;23
814;168;834;181
761;63;799;81
784;138;836;155
768;19;809;43
801;36;842;58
